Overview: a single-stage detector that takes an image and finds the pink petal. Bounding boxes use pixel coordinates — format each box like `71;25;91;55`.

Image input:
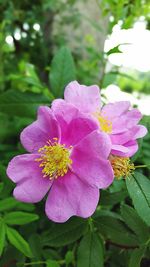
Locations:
64;81;101;113
71;130;114;189
112;109;142;134
73;130;112;158
7;154;52;203
110;126;141;145
101;101;130;119
111;125;147;145
45;171;99;222
111;145;129;153
51;99;80;124
134;125;147;139
21;106;60;152
112;121;127;134
111;140;138;157
7;154;38;183
60;116;98;147
51;99;96;146
111;131;134;145
125;109;142;127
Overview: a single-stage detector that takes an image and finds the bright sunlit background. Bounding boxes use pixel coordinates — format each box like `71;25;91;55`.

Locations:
103;18;150;115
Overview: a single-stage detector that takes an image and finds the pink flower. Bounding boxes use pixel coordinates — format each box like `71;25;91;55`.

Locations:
61;81;147;157
7;105;113;222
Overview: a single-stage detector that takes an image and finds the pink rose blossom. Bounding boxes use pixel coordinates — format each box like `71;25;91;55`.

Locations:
7;105;113;222
62;81;147;157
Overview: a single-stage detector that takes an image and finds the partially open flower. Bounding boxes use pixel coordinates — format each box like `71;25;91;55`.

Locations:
7;105;114;222
62;81;147;157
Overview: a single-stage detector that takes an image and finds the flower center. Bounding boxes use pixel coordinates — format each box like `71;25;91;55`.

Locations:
36;138;72;180
110;156;135;179
94;112;112;133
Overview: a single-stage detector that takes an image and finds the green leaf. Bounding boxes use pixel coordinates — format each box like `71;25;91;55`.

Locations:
121;204;150;243
65;251;74;265
0;90;50;117
42;248;60;261
29;234;42;260
6;226;33;258
129;246;145;267
0;197;35;212
49;46;76;97
46;260;60;267
4;211;39;225
100;189;128;206
93;209;123;221
0;220;6;256
42;217;87;247
106;44;122;55
0;182;4;193
0;197;19;212
77;232;104;267
15;202;35;212
126;172;150;226
111;71;136;81
10;63;44;90
95;216;138;247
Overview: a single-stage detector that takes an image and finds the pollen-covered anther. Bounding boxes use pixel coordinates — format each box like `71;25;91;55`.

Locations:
36;138;72;180
94;112;112;133
110;156;135;179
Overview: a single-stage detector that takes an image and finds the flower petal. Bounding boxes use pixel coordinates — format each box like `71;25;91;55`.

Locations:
111;144;129;153
52;99;98;147
7;154;52;203
111;140;138;157
60;116;98;147
101;101;130;119
64;81;101;113
111;131;134;145
51;99;80;124
73;130;112;158
45;171;99;222
7;154;38;183
21;106;60;152
112;109;142;134
134;125;147;139
71;130;114;189
124;109;142;127
111;125;147;145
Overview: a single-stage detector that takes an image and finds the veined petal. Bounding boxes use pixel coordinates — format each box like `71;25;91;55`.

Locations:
7;154;52;203
111;125;147;145
111;140;138;157
21;106;60;152
124;109;142;127
64;81;101;113
51;99;80;124
60;116;98;147
133;125;147;139
111;144;129;153
7;154;38;183
112;109;142;134
101;101;130;119
71;130;114;189
45;171;99;223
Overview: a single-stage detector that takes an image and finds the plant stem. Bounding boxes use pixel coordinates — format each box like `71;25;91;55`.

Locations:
107;240;139;250
23;262;46;266
22;259;65;266
135;164;150;168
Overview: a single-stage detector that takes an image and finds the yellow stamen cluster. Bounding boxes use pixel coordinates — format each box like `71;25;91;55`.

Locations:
110;156;135;179
94;112;112;133
36;138;72;180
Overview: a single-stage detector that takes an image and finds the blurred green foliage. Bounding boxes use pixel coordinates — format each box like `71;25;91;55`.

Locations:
0;0;150;266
